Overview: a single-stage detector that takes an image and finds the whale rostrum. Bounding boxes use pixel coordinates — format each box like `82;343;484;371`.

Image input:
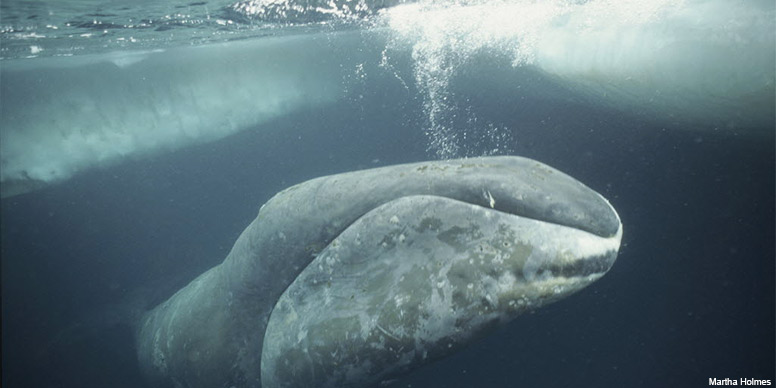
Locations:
135;156;622;388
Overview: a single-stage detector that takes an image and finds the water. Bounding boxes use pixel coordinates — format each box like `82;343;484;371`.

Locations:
1;0;774;387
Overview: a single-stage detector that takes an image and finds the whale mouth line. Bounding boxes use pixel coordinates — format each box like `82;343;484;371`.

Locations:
325;193;623;279
421;194;624;279
534;252;618;280
376;192;621;239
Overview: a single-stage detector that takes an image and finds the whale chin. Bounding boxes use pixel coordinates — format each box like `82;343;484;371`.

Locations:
135;156;622;388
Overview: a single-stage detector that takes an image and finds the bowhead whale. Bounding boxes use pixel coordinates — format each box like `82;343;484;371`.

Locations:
135;156;622;387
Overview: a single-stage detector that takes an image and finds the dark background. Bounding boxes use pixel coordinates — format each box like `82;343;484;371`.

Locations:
2;49;774;388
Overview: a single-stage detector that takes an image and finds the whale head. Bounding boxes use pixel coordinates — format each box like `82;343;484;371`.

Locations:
136;156;622;388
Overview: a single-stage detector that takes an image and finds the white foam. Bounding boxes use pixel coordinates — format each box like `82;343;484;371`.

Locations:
381;0;775;154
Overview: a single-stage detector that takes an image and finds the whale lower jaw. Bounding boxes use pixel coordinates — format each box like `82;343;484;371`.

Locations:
261;195;621;388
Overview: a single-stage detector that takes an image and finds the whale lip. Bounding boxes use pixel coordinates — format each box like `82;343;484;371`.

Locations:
470;187;623;280
545;219;623;279
418;157;624;241
420;156;623;240
494;197;623;279
463;187;623;241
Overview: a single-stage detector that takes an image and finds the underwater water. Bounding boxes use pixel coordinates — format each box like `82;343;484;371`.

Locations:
1;0;774;387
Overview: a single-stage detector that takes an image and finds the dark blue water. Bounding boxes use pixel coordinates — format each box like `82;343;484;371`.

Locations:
2;73;773;387
2;1;775;387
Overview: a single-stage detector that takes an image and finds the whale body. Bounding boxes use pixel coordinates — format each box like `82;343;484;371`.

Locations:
135;156;622;388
